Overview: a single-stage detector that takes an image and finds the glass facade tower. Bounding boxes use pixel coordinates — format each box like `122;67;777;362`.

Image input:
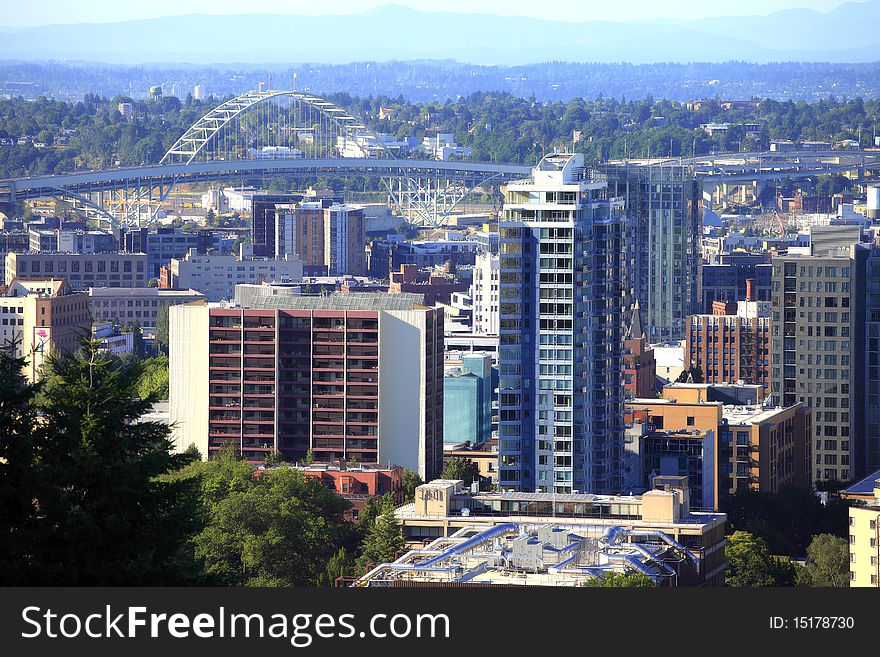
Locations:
498;153;625;494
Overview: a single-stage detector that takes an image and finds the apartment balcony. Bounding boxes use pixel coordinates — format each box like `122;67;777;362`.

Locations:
347;373;378;384
347;360;378;371
313;412;344;424
348;346;379;358
243;334;276;343
209;386;241;396
313;334;345;344
347;399;378;411
208;414;240;423
313;386;346;397
313;440;345;450
243;346;276;356
346;426;378;437
313;361;346;371
346;384;378;397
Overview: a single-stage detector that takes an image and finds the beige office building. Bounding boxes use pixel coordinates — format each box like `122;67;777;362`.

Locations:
0;277;90;381
849;476;880;587
770;244;865;484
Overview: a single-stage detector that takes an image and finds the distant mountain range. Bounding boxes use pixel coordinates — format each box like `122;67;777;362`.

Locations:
2;2;880;65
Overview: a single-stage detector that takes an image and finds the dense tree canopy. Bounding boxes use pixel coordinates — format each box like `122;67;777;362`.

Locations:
0;340;201;585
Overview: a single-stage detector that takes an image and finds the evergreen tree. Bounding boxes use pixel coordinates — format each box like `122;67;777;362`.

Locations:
358;508;405;569
26;338;201;585
400;468;422;503
316;547;358;587
0;352;43;584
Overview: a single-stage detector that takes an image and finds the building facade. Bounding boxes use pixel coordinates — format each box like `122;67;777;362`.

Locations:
601;162;701;342
686;293;771;393
88;287;204;329
499;153;625;494
0;277;90;381
275;201;326;274
770;245;868;484
848;476;880;587
169;293;444;481
444;353;494;446
324;204;367;276
160;250;303;302
470;251;499;336
6;252;149;289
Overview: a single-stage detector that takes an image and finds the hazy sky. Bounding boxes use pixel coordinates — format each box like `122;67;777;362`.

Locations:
0;0;862;28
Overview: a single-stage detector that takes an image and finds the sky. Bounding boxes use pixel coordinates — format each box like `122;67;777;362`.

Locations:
0;0;861;28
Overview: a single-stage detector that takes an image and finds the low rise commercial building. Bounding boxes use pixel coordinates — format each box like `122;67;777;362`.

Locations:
88;287;204;329
354;521;701;587
390;477;726;586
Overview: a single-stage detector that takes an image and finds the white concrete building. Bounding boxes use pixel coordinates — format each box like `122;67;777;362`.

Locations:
470;251;499;336
164;249;302;302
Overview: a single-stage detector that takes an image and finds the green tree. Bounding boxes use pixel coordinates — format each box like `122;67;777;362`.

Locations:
796;534;849;587
25;338;201;585
316;547;358;587
725;531;785;587
136;355;169;399
358;507;405;569
0;352;43;584
189;464;352;586
441;457;480;486
304;448;316;465
154;303;170;355
584;571;656;587
400;468;422;503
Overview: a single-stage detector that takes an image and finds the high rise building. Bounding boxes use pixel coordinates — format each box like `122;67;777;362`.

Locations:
169;292;444;481
471;251;499;336
498;152;625;494
601;162;701;342
324;204;367;276
770;242;871;484
251;193;303;257
275;201;325;274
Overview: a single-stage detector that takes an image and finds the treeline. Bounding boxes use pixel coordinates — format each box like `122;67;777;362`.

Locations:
1;91;878;177
0;341;408;586
5;60;880;104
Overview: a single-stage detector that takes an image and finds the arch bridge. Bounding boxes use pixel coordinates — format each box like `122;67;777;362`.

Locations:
0;90;531;229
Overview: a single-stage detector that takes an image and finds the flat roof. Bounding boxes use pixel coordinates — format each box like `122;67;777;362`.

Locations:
722;404;793;425
247;291;427;311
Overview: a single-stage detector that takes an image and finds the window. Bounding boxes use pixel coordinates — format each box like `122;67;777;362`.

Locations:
686;416;695;427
